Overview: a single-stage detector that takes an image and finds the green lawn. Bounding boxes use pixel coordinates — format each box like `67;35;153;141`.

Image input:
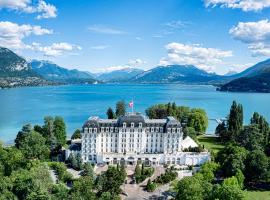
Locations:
245;191;270;200
197;135;225;153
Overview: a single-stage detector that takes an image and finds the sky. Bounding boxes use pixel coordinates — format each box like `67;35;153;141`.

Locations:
0;0;270;74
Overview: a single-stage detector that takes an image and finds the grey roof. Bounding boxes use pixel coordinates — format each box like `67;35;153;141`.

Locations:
82;113;181;129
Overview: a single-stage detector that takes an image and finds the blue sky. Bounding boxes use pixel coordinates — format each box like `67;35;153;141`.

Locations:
0;0;270;74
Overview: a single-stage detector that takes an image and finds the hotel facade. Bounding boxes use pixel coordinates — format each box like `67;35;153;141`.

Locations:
81;113;210;166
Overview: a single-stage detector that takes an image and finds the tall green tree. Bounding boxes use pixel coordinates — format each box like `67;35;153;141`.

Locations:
244;150;269;183
106;107;115;119
227;101;243;141
71;129;81;140
15;124;32;148
217;145;248;177
18;130;49;160
115;100;126;117
53;116;66;147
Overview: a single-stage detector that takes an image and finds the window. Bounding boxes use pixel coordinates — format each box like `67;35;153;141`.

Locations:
101;127;104;132
151;127;154;132
89;128;92;133
131;122;134;128
106;127;109;132
139;122;142;128
94;128;97;133
160;128;163;132
156;127;159;132
123;122;126;128
110;127;114;132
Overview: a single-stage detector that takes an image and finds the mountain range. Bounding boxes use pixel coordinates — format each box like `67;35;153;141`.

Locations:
0;47;52;88
218;59;270;92
0;46;270;92
30;60;97;84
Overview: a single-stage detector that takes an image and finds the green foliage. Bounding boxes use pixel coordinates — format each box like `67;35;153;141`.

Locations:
70;176;96;200
71;129;81;140
199;161;219;183
81;163;95;180
146;179;157;192
237;125;264;151
244;150;269;183
53;116;66;147
227;101;243;141
48;162;73;183
175;176;205;200
216;145;248;177
146;102;208;134
210;183;245;200
154;167;177;185
106;107;115;119
96;165;126;197
115;100;126;117
134;164;154;183
17;130;49;160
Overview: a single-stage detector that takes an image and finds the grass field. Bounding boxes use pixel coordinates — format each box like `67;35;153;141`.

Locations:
197;135;225;153
245;191;270;200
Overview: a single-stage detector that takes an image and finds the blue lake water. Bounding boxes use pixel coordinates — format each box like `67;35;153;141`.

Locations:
0;84;270;143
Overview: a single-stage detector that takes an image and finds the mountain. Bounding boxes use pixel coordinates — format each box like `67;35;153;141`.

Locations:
219;59;270;92
0;47;51;88
129;65;222;84
30;60;98;84
96;67;144;82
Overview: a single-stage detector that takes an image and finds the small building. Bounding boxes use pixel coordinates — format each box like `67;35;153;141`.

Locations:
81;113;210;166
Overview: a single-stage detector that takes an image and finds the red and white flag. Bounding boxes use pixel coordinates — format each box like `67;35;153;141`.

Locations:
129;100;134;108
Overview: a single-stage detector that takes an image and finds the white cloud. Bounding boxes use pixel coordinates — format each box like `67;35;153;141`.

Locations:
205;0;270;12
230;20;270;56
93;58;146;73
0;21;52;49
159;42;233;71
32;42;81;57
0;0;57;19
165;20;189;29
128;59;146;67
88;25;125;34
90;45;110;50
135;37;142;40
36;0;57;19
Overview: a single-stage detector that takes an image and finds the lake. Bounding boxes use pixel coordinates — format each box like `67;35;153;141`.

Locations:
0;84;270;143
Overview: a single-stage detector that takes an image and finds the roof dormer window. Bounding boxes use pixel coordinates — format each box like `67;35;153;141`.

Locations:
139;122;142;128
123;122;126;128
131;122;134;128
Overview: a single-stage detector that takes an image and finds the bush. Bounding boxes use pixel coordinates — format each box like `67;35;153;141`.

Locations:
154;168;177;185
48;162;73;183
146;179;157;192
134;164;154;183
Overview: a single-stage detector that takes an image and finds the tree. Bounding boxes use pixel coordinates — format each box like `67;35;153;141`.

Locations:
71;129;81;140
187;109;208;134
17;130;49;160
244;150;269;183
53;116;66;147
175;176;204;200
70;176;96;200
75;154;83;170
42;116;54;141
81;163;94;180
115;100;126;117
210;183;244;200
15;124;32;148
237;125;264;151
217;145;247;177
227;101;243;141
215;122;229;142
250;112;270;147
67;153;77;168
106;107;115;119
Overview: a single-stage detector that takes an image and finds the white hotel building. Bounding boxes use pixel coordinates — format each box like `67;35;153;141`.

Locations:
81;113;210;166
